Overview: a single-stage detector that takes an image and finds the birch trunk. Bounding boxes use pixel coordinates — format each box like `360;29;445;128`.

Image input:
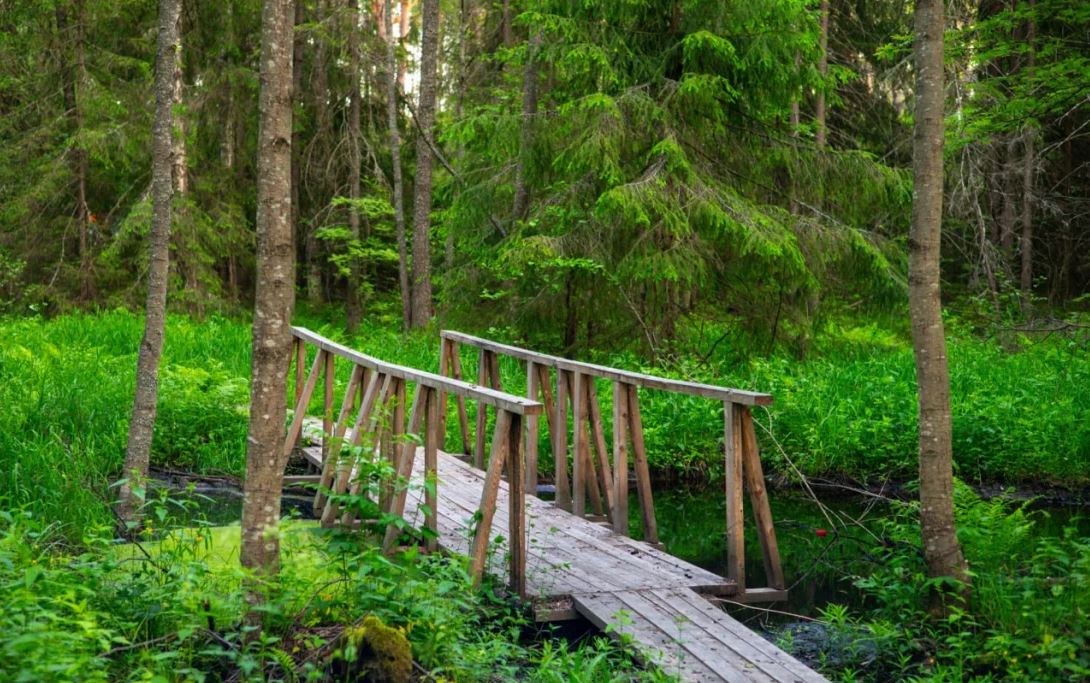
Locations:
241;0;296;585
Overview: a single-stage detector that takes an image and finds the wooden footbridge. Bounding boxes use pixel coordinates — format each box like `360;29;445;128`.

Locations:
283;327;827;682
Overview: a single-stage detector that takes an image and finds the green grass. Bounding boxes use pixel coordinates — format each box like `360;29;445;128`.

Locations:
1;310;1086;542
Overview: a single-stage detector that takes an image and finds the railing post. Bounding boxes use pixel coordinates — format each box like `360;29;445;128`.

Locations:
322;349;335;462
424;386;440;553
626;384;658;545
554;369;571;511
611;381;629;535
525;361;539;493
571;371;586;517
724;401;745;591
508;412;525;597
474;349;488;469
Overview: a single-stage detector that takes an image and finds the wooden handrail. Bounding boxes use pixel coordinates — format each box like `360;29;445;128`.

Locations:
292;327;543;415
287;326;535;597
439;329;785;602
439;330;773;406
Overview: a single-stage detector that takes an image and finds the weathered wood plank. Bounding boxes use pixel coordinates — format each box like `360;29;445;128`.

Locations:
554;369;571;511
741;408;785;590
586;379;614;515
382;383;427;551
525;361;540;493
469;410;511;585
313;365;365;511
724;402;745;589
627;384;659;545
284;350;325;459
611;381;629;535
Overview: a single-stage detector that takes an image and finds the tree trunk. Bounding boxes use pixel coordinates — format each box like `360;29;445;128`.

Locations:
815;0;829;149
346;0;364;333
501;0;513;47
510;31;541;225
397;0;411;92
1019;1;1036;310
56;0;92;300
409;0;439;328
171;43;188;195
242;0;295;586
291;0;305;298
116;0;182;528
385;0;411;329
908;0;970;610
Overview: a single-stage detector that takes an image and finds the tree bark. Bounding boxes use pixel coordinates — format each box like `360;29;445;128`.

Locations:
291;0;306;299
242;0;296;585
908;0;970;609
397;0;411;92
346;0;364;334
409;0;439;327
510;31;541;225
56;0;92;300
385;0;411;329
1019;1;1036;309
117;0;182;528
815;0;829;149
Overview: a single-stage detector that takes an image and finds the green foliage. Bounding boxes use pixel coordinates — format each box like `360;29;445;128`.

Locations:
831;486;1090;682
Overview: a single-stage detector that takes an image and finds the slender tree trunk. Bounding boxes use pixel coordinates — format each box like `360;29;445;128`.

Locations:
999;135;1016;258
291;0;306;297
1019;1;1036;309
385;0;411;329
815;0;829;149
409;0;439;327
56;0;92;300
117;0;182;528
501;0;512;47
908;0;970;610
307;0;330;303
397;0;411;92
172;46;188;195
242;0;295;585
510;31;541;224
346;0;364;333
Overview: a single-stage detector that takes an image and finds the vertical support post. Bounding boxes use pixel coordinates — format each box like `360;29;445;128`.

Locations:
283;350;324;460
437;338;450;452
382;383;427;552
322;349;335;462
314;365;365;511
474;349;488;468
508;412;525;597
626;384;658;544
554;370;571;511
525;361;540;493
444;338;472;455
571;371;586;517
470;409;512;586
586;379;614;515
321;372;387;525
423;387;440;553
294;337;305;405
611;381;629;535
724;401;746;591
741;407;785;590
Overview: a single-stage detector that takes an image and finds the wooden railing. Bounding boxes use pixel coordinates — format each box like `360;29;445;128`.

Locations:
284;327;543;597
439;330;785;599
